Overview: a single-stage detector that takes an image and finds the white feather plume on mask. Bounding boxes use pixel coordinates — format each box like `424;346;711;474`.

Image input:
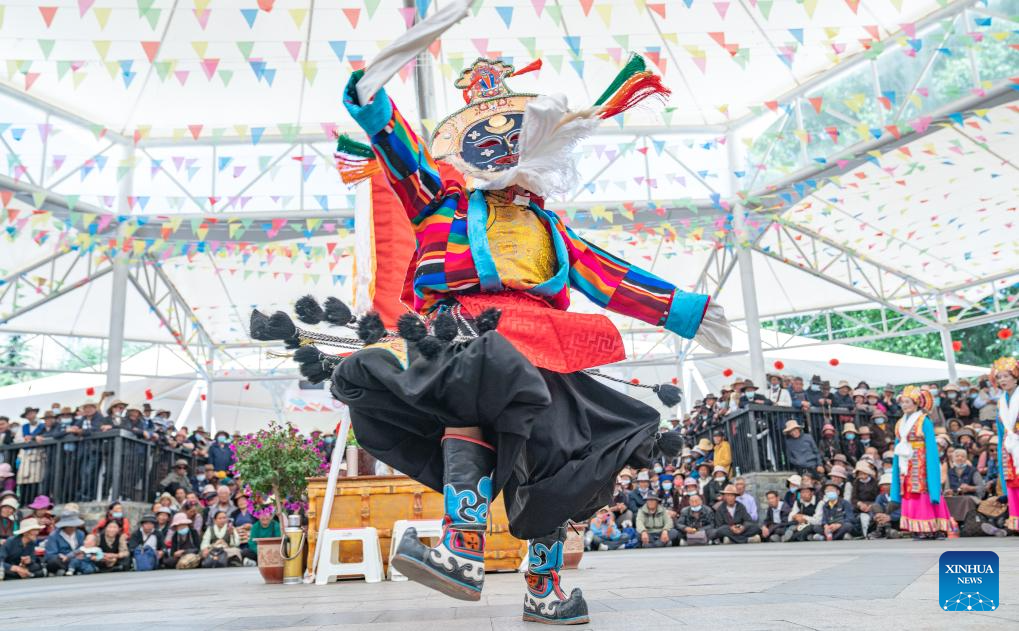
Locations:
454;94;600;199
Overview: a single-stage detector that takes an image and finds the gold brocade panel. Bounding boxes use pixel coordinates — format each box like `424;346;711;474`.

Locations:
484;192;555;290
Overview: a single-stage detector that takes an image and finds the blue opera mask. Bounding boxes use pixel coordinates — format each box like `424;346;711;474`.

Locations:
430;58;536;172
459;113;523;172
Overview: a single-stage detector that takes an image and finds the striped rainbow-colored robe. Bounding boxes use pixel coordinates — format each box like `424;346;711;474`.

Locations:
342;71;709;340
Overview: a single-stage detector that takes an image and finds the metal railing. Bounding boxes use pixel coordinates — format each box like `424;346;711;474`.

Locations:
686;404;874;475
0;430;205;505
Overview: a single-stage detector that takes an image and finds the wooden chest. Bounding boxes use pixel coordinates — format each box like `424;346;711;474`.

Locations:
306;475;526;574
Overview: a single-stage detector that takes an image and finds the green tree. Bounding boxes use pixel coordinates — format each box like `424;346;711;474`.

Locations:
0;335;41;386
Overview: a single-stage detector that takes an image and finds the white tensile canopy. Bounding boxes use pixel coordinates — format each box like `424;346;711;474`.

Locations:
1;0;1017;428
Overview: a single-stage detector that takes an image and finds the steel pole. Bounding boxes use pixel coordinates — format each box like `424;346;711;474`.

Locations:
936;294;959;383
728;133;766;387
104;146;134;395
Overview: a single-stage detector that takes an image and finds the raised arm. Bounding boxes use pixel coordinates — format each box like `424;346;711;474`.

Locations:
557;221;709;339
343;72;444;224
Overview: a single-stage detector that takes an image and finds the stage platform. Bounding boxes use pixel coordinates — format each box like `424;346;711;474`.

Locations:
6;539;1018;630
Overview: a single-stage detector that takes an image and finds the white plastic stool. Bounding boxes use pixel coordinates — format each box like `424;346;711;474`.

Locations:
387;519;444;581
314;527;384;584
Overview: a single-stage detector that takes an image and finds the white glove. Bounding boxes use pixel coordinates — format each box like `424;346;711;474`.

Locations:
694;301;732;353
356;0;477;105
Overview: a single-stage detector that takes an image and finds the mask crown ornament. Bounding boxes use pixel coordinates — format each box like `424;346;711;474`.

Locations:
430;57;540;172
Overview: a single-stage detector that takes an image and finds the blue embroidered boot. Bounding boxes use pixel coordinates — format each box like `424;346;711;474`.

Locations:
523;526;590;625
390;435;494;601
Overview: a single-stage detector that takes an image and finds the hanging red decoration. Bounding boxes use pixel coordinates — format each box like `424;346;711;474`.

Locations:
829;358;840;367
671;377;679;385
243;383;251;391
85;386;95;396
200;394;207;401
722;368;734;377
144;389;153;400
951;340;962;352
773;360;785;370
630;378;640;385
998;328;1013;340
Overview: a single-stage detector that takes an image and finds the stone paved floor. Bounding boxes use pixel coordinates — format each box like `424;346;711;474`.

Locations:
4;539;1018;630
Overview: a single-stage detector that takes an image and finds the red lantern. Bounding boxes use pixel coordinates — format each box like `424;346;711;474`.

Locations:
630;378;640;385
85;386;95;396
243;383;251;391
144;389;154;401
200;394;207;401
773;360;785;370
998;328;1013;340
829;358;840;367
951;340;962;352
671;377;679;385
722;368;734;377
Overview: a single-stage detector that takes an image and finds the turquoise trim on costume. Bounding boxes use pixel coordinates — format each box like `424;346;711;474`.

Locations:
923;417;941;501
664;291;710;339
343;74;393;136
891;444;901;502
530;206;570;297
467;190;502;291
999;392;1009;500
528;540;563;574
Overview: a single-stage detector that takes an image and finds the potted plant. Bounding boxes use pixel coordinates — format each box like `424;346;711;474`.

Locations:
233;421;328;583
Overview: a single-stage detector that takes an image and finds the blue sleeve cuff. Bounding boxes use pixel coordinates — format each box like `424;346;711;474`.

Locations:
663;291;709;340
342;72;394;137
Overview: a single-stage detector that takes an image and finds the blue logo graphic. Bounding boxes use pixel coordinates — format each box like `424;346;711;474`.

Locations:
939;551;999;612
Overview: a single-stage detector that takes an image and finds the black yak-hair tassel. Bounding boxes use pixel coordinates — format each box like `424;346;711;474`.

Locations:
475;308;501;333
356;312;386;345
293;344;340;384
432;312;457;341
396;313;427;342
323;297;355;327
653;383;683;407
653;429;684;460
294;295;325;325
250;310;301;348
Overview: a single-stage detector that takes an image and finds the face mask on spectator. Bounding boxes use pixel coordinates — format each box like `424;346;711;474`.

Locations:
947;392;956;400
845;433;856;440
861;438;870;445
713;475;725;482
691;505;702;512
662;482;673;491
824;491;838;502
177;527;189;534
196;473;206;481
874;418;886;425
652;464;663;474
113;511;123;519
619;477;631;486
810;384;820;391
217;436;228;444
684;490;697;496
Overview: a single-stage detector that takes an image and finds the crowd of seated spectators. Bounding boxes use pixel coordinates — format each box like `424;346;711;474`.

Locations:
0;459;285;579
586;372;1013;550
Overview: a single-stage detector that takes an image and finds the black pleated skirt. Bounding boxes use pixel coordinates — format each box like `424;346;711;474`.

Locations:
330;331;659;539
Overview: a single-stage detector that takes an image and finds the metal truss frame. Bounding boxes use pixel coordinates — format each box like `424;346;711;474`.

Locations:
0;249;114;324
1;0;1016;385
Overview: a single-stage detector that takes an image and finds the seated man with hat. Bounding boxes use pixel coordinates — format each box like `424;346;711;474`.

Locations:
867;473;901;539
1;517;45;578
850;461;880;536
635;495;679;548
159;458;195;493
815;480;857;541
676;492;715;545
129;513;165;570
783;420;823;475
703;465;729;507
44;510;86;575
712;484;762;543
